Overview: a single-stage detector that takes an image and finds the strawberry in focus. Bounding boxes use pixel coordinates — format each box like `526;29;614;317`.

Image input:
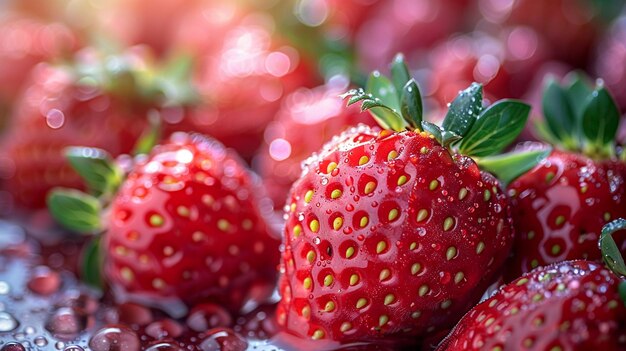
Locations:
437;219;626;351
48;132;281;317
276;55;540;345
506;74;626;279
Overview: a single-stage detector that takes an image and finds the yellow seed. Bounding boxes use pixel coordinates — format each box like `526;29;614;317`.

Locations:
379;315;389;326
388;150;398;160
217;219;230;232
409;242;417;250
443;217;455;231
302;305;311;319
359;215;369;228
290;203;296;212
420;146;428;154
152;278;165;289
429;180;439;191
333;217;344;230
350;274;359;286
358;155;369;165
242;219;253;230
459;188;468;200
416;209;428;222
411;263;421;275
306;250;316;263
441;300;452;309
555;215;565;226
340;322;352;332
364;181;377;194
446;246;457;261
604;212;611;221
149;214;164;227
379;269;391;281
527;231;535;239
177;206;190;217
324;275;334;287
312;329;325;340
454;272;465;284
293;224;302;237
304;190;314;203
303;277;312;289
476;242;485;254
356;298;368;309
345;247;355;259
309;219;320;233
484;190;491;202
376;241;387;254
516;278;529;286
492;346;503;351
388;209;399;221
418;285;429;297
485;317;495;326
331;189;342;199
397;175;408;186
411;311;421;319
384;294;395;305
324;301;336;312
326;162;338;174
120;267;134;281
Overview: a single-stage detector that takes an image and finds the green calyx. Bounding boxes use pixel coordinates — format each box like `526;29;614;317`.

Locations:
47;147;125;234
342;53;539;184
73;51;199;108
599;218;626;305
539;72;622;159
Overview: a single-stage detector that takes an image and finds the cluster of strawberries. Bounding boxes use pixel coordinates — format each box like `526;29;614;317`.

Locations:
0;0;625;350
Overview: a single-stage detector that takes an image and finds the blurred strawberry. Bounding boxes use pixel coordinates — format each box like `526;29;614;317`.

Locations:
291;0;378;36
428;29;551;110
0;14;79;124
0;47;158;210
354;0;472;70
255;83;373;206
478;0;613;68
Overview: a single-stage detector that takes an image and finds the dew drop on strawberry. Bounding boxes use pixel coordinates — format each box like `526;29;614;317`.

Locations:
144;341;184;351
27;266;61;295
186;303;233;332
45;307;91;340
0;311;19;332
88;325;140;351
0;343;25;351
198;328;248;351
115;303;153;327
145;319;184;339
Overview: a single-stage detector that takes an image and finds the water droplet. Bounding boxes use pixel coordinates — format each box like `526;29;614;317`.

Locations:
145;341;184;351
313;237;321;245
199;328;247;351
45;307;90;340
0;342;25;351
34;336;48;347
27;266;61;295
0;311;19;332
186;304;232;332
89;325;140;351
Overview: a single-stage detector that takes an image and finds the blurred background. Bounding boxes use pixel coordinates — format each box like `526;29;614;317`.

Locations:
0;0;624;214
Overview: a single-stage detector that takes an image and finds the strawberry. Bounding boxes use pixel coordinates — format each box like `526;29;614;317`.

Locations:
594;15;626;113
47;132;281;317
437;219;626;351
0;47;165;210
275;55;540;345
255;83;374;206
506;73;626;279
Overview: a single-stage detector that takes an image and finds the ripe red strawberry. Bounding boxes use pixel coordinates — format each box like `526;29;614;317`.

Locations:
276;55;539;345
437;260;626;350
506;74;626;279
255;84;374;206
48;132;281;317
0;48;158;210
594;16;626;113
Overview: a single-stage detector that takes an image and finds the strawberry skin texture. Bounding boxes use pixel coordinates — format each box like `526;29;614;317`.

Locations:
437;260;626;351
506;150;626;279
1;62;148;209
103;133;280;312
276;126;514;343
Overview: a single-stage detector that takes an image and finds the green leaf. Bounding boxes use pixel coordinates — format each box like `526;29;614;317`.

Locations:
459;100;531;157
342;88;404;130
81;237;103;289
65;147;124;196
620;281;626;306
390;53;411;97
565;72;593;121
600;218;626;277
475;147;551;185
533;120;560;145
421;121;443;145
365;71;406;131
542;79;577;149
442;82;483;138
400;79;422;128
581;86;620;148
133;111;162;156
47;188;102;233
441;131;462;148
